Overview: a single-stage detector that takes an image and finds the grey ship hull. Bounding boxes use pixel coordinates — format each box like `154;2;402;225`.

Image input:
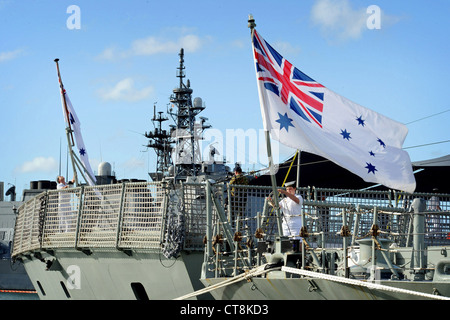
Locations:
21;250;206;300
201;276;450;300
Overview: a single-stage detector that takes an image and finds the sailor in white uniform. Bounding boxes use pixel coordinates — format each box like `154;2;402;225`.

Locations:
278;181;303;238
56;176;74;232
269;181;303;238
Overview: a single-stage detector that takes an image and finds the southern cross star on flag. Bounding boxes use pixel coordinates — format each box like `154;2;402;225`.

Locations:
61;89;97;186
252;29;416;193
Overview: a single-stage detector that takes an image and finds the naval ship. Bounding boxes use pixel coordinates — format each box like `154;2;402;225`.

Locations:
11;48;232;300
11;157;450;301
11;33;450;301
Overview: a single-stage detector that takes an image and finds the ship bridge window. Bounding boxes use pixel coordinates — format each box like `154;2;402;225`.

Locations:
131;282;149;300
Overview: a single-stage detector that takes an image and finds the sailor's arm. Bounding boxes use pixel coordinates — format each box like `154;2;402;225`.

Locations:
278;189;300;204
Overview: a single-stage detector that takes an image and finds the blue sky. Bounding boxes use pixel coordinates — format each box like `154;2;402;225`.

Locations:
1;0;449;197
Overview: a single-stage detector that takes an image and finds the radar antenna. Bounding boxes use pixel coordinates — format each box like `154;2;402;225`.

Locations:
145;104;174;181
145;49;213;181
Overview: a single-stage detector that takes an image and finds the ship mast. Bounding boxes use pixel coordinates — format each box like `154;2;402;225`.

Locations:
168;48;210;180
145;104;174;181
145;48;211;181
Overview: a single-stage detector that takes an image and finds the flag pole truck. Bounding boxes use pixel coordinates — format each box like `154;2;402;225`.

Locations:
54;58;96;186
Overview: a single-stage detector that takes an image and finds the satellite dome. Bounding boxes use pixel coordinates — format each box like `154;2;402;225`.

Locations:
193;97;203;108
98;162;112;176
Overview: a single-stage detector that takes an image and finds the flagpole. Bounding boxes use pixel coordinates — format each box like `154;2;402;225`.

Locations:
248;15;283;236
59;137;61;176
55;59;74;143
55;58;79;186
296;150;301;189
71;152;94;185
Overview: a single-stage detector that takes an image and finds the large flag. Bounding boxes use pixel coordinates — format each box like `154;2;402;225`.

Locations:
252;30;416;193
60;89;97;186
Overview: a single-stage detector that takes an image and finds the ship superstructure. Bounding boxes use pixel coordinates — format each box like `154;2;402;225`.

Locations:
146;48;217;183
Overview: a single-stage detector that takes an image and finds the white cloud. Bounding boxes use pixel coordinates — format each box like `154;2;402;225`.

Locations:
0;49;22;62
311;0;369;41
97;78;154;102
16;157;58;173
96;47;118;61
98;34;204;61
131;34;202;55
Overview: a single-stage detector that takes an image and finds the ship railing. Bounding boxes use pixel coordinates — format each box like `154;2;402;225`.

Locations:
11;191;48;256
11;180;230;257
203;184;450;278
182;182;223;250
11;181;450;265
12;182;169;256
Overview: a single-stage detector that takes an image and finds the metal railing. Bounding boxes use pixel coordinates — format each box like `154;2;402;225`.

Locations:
13;182;167;256
12;181;450;266
203;185;450;277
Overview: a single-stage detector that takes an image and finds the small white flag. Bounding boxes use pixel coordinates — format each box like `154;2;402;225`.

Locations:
61;90;97;186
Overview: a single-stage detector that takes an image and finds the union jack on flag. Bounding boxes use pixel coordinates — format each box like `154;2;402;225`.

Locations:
253;30;325;128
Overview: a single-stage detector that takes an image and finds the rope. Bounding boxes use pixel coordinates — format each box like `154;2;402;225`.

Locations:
282;150;298;187
173;264;277;300
281;266;450;300
175;263;449;300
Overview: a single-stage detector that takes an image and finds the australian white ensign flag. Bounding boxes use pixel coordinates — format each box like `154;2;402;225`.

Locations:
61;89;97;186
252;30;416;193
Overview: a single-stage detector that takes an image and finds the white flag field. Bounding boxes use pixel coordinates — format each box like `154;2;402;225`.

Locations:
252;29;416;193
61;89;97;186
